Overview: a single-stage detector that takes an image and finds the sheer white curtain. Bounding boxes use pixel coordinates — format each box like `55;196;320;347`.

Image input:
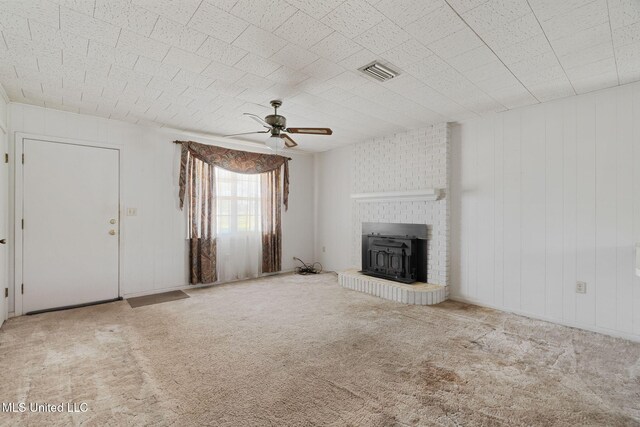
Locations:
215;167;262;282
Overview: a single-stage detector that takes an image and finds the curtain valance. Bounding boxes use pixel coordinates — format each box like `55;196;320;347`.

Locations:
178;140;290;210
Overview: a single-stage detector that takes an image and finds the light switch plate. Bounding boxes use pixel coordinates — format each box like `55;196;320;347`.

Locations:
126;208;137;216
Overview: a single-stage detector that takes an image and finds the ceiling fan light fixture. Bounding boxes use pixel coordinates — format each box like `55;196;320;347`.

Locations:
265;134;286;151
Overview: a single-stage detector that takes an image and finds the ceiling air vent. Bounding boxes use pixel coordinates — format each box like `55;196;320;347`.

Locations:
359;61;399;82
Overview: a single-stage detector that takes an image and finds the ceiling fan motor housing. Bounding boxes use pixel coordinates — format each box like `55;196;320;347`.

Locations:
265;114;286;130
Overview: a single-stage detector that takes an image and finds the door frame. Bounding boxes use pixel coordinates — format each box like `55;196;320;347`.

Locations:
13;132;124;316
0;105;7;325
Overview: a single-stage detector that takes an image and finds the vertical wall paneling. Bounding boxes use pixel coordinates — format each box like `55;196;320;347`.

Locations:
314;145;353;272
43;109;71;139
634;85;640;336
595;91;619;330
22;107;44;135
616;87;633;333
575;94;597;326
460;122;476;296
476;118;495;302
470;123;478;296
453;81;640;340
502;110;522;311
520;107;546;315
545;101;564;320
562;101;578;323
450;125;463;296
493;115;505;308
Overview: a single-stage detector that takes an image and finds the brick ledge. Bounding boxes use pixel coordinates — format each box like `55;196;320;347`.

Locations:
338;269;447;305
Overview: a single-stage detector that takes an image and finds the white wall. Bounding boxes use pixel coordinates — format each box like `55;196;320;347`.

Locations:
7;103;314;314
451;81;640;341
314;145;353;272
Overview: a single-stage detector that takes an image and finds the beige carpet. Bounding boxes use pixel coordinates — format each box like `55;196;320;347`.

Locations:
1;273;639;426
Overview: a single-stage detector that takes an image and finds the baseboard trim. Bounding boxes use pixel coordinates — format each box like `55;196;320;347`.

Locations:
25;297;123;315
449;293;640;343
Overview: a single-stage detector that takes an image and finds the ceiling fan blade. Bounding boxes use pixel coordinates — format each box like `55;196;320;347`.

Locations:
280;133;298;148
243;113;271;129
285;127;333;135
223;130;269;138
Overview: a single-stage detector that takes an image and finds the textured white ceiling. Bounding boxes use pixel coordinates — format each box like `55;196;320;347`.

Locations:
0;0;638;152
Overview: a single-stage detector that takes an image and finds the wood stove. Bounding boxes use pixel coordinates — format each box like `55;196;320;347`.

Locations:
361;223;428;284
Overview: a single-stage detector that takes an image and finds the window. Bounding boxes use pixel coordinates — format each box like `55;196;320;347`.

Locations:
215;167;261;234
215;167;263;282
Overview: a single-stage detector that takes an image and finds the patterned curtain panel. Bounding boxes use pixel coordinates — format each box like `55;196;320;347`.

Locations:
261;168;282;273
178;140;289;210
186;156;217;284
178;140;289;282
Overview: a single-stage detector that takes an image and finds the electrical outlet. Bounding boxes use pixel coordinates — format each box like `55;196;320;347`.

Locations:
576;281;587;294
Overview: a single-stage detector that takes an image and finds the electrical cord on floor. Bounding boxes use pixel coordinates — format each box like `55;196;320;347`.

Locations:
293;257;323;275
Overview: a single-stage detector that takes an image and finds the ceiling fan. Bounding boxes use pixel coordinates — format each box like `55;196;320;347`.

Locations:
224;100;333;150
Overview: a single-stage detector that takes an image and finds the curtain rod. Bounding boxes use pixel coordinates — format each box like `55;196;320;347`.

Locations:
173;140;292;160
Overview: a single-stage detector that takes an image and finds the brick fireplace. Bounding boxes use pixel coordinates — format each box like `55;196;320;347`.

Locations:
351;123;451;294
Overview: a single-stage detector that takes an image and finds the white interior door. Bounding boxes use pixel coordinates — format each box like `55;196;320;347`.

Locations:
0;127;7;325
23;139;119;313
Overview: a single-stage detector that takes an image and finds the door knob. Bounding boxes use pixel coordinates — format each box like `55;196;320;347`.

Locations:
109;219;117;224
0;239;5;244
109;230;116;235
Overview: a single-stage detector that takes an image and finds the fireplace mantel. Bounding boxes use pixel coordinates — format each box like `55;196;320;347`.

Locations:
351;189;441;203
